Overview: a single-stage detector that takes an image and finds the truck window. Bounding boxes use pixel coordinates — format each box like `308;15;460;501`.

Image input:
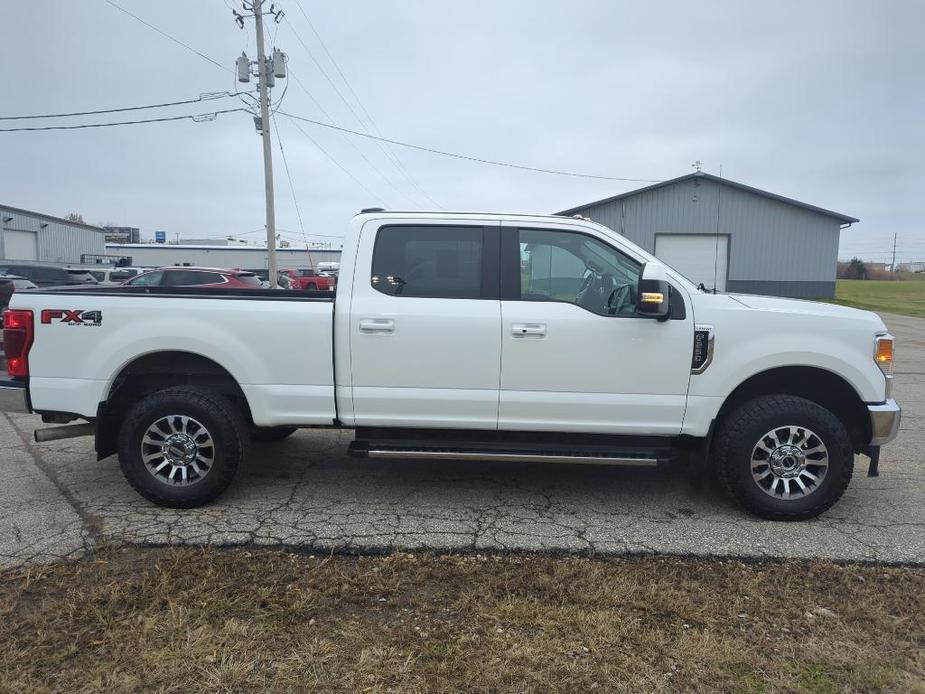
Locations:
371;225;483;299
516;228;642;316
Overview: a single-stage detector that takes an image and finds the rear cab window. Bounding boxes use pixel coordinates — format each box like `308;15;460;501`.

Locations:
371;225;494;299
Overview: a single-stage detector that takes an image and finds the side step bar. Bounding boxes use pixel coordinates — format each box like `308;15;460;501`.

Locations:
351;442;668;467
367;449;659;466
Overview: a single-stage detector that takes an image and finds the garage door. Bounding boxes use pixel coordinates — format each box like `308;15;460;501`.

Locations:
655;234;728;292
3;230;39;261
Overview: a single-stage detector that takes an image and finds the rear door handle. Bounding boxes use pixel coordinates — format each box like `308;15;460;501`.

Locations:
359;318;395;334
511;322;546;337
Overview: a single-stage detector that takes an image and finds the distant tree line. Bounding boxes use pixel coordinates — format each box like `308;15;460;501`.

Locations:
837;258;924;281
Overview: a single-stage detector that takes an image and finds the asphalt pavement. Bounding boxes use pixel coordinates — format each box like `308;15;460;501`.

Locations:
2;313;923;569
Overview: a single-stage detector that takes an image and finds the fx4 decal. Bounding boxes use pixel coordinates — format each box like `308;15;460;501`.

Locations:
40;309;103;326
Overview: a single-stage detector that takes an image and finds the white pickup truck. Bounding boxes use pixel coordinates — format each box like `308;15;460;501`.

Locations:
0;211;901;520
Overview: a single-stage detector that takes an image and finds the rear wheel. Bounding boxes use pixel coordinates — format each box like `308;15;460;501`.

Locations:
714;395;853;520
307;283;317;290
117;386;248;508
250;425;298;443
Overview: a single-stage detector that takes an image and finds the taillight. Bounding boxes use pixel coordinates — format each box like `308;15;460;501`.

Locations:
3;309;34;377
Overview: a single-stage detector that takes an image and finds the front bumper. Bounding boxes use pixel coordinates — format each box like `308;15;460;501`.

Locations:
868;399;901;446
0;377;30;413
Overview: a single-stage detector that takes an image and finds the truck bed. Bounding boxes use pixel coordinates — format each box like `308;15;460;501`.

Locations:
13;286;337;427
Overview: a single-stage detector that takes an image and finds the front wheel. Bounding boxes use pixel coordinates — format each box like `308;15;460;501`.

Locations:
713;395;853;521
117;386;248;508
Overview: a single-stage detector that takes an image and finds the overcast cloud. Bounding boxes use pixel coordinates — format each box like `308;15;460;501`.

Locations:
1;1;922;263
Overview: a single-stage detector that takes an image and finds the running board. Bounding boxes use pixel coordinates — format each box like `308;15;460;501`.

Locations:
351;443;665;467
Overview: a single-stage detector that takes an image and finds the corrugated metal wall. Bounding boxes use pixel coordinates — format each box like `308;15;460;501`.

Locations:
104;244;342;269
572;178;842;297
1;206;106;263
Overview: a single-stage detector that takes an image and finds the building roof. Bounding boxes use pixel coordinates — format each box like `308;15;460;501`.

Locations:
557;172;859;224
0;204;107;233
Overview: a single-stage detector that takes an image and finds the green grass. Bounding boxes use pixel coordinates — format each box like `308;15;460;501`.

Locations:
827;279;925;318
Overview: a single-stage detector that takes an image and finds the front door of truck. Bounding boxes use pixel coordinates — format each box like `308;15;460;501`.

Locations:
348;221;501;429
498;223;693;435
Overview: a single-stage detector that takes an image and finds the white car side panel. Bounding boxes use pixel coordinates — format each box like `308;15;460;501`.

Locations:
28;377;107;418
678;293;888;436
680;395;725;437
240;384;335;426
688;295;886;402
19;294;335;425
499;301;692;435
501;390;688;434
341;216;502;430
348;387;501;427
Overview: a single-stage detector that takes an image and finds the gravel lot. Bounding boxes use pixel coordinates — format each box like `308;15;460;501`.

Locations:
2;313;922;569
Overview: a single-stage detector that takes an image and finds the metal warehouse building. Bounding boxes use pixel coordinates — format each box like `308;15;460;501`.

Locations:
559;172;858;298
105;243;342;270
1;204;106;263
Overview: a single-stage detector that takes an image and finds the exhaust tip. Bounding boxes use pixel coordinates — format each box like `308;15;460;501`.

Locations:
34;422;95;443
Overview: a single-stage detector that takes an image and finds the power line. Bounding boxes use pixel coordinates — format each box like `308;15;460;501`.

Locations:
277;228;344;239
0;91;248;121
0;108;246;132
288;3;441;208
280;115;386;205
289;69;418;207
282;13;437;208
273;115;309;248
103;0;231;73
277;110;662;183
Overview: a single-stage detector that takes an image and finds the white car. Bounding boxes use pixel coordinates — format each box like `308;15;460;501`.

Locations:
0;211;900;519
84;267;144;285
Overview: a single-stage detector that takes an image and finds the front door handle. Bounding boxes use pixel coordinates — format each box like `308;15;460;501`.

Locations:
359;318;395;334
511;322;547;337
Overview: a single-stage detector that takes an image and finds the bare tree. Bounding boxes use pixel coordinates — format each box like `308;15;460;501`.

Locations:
65;212;86;224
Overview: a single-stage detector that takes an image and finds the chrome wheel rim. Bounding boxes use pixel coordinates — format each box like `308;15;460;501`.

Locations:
141;415;215;486
750;425;828;500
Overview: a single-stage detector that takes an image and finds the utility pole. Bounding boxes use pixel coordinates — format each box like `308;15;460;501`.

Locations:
253;1;277;287
233;2;286;287
891;232;898;271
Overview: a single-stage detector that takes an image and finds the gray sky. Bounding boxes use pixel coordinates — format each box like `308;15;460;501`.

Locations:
2;1;922;262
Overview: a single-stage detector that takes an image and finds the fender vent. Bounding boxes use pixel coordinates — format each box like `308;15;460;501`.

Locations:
692;325;715;374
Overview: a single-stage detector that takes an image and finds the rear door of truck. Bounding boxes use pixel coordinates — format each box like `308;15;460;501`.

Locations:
347;220;502;429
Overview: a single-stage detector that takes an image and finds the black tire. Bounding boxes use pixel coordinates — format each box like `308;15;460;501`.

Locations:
306;283;317;290
714;394;853;521
117;386;248;508
250;425;298;443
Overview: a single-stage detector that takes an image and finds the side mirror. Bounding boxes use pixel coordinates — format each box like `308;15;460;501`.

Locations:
636;262;670;320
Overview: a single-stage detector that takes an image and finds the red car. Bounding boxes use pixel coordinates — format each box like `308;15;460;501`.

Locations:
123;267;265;289
278;268;336;291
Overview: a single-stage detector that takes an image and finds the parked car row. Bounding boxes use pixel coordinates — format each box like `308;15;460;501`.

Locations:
0;260;337;294
0;262;94;288
124;266;265;289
